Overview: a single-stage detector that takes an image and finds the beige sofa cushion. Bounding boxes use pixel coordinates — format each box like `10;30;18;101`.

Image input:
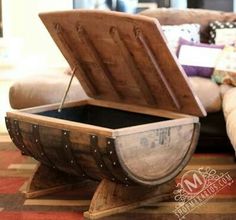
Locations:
222;87;236;119
188;77;221;112
140;8;236;43
220;84;233;98
10;73;222;113
226;109;236;152
9;74;87;109
222;88;236;152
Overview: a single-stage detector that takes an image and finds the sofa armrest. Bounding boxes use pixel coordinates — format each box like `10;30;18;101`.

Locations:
188;76;221;112
9;75;87;109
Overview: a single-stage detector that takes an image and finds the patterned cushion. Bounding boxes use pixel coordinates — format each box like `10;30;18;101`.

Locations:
162;23;200;53
177;38;223;77
212;46;236;86
209;21;236;45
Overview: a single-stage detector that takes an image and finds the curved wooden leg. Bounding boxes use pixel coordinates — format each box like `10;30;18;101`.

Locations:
26;163;85;199
84;179;175;219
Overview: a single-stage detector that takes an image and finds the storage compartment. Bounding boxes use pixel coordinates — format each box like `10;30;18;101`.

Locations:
38;104;168;129
6;10;205;188
5;10;207;219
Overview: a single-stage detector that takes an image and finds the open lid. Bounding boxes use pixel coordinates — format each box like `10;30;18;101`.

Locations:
39;10;206;117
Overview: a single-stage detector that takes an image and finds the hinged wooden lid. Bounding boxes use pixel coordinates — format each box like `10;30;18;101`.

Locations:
39;10;206;117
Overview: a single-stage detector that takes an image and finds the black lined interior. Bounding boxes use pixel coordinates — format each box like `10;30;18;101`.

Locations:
37;105;168;129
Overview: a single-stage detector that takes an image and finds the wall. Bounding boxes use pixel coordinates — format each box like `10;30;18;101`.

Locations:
171;0;236;11
170;0;187;8
1;0;73;70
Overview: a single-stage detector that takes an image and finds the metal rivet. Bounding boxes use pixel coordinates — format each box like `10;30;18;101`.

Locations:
92;135;96;139
6;119;8;123
94;149;97;153
35;139;38;143
34;125;37;128
65;145;68;149
14;121;17;124
125;184;129;187
22;145;25;148
107;141;111;145
100;164;103;168
113;162;116;166
109;151;113;155
71;160;74;164
64;131;67;135
17;132;19;136
125;177;128;181
82;173;86;177
41;152;44;156
112;178;115;181
22;151;25;154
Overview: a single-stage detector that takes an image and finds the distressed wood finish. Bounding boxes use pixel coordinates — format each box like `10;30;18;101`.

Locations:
5;10;205;219
116;123;199;185
6;100;200;219
6;100;199;186
84;179;175;219
26;163;85;199
39;10;206;117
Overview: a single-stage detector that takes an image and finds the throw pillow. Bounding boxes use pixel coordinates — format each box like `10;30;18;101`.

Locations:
212;46;236;86
162;23;200;53
177;38;223;78
209;21;236;45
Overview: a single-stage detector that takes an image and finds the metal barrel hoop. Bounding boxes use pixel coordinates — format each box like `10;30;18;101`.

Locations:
62;129;87;177
32;124;56;168
106;137;135;186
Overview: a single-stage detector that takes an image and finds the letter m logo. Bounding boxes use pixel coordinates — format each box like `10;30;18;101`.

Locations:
181;170;205;194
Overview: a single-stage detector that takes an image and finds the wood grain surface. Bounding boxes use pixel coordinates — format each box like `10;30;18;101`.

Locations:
39;10;206;116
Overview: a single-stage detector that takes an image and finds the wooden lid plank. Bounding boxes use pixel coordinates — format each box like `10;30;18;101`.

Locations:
39;10;206;117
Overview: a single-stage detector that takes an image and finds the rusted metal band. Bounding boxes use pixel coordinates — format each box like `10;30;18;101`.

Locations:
5;117;19;148
62;129;86;177
5;117;31;156
32;124;55;167
90;134;119;183
106;138;134;186
13;119;34;157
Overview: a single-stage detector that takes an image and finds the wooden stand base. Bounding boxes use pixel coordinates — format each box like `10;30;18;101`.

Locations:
84;179;175;219
26;163;175;219
26;163;85;199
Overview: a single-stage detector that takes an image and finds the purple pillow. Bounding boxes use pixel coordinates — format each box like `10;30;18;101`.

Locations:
177;38;224;78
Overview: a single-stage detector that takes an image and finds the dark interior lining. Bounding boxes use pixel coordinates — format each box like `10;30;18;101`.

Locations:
37;105;168;129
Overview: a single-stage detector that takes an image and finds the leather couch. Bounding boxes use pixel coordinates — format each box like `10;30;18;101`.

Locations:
9;8;236;153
